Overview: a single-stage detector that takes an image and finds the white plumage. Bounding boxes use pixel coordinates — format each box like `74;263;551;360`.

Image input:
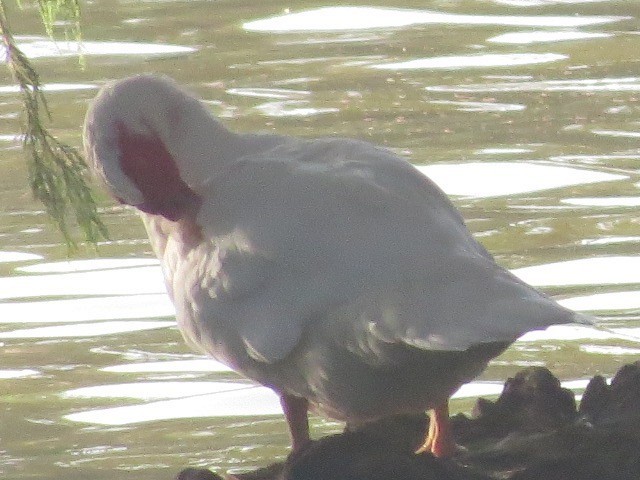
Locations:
84;74;588;457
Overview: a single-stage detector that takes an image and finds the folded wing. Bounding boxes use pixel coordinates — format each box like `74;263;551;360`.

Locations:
192;138;580;365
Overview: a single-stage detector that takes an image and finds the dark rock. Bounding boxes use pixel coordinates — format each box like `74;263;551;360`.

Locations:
176;467;223;480
579;374;610;421
600;360;640;423
233;462;284;480
282;426;489;480
184;363;640;480
579;360;640;439
494;367;578;431
454;367;577;446
343;413;428;453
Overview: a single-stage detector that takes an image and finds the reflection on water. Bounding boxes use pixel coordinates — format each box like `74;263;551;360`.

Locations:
426;77;640;93
415;162;625;197
103;359;231;373
430;99;526;112
0;294;173;323
0;320;175;339
227;87;310;99
4;37;196;60
65;383;283;425
61;371;607;427
0;251;42;262
560;291;640;312
488;31;611;44
0;83;97;94
518;325;640;342
592;129;640;139
1;1;639;478
512;256;640;287
0;264;165;299
0;368;39;379
243;6;626;32
64;381;257;400
562;197;640;207
17;258;159;273
254;100;339;117
580;345;640;355
373;53;568;70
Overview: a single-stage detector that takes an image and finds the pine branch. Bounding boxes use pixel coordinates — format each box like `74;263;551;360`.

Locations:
0;0;108;250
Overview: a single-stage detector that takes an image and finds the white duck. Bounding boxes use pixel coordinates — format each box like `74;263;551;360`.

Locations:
84;74;588;458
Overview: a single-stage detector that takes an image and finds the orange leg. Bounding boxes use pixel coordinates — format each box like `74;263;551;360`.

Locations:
415;402;458;458
281;394;310;453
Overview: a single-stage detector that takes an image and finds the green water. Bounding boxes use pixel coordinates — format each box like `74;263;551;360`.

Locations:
1;1;640;478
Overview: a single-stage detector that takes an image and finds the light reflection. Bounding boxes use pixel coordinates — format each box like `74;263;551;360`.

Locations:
580;345;640;355
512;256;640;287
494;0;611;5
0;294;174;324
551;153;640;162
426;77;640;93
17;258;159;274
591;129;640;139
491;359;547;367
429;99;525;112
0;266;164;299
226;87;310;99
373;53;566;70
243;7;625;32
562;197;640;207
63;377;596;427
452;381;503;399
103;359;231;373
0;251;43;263
277;34;386;46
0;368;40;379
254;100;339;117
0;320;174;339
64;381;245;400
64;384;282;425
415;162;626;197
561;379;593;390
0;134;20;142
488;31;610;44
580;236;640;246
455;377;593;398
4;38;195;61
0;84;97;94
559;291;640;312
518;325;640;342
476;147;534;154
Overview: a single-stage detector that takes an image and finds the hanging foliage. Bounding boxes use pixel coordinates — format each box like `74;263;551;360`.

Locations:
0;0;108;250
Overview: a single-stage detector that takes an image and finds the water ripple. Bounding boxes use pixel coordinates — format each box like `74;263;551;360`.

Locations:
0;321;174;339
488;30;611;44
426;77;640;93
3;38;195;61
244;7;626;32
0;265;164;299
373;53;567;70
0;251;43;263
512;256;640;287
416;162;626;197
0;294;174;324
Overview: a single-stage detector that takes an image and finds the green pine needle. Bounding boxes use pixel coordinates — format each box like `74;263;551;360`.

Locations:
0;0;108;250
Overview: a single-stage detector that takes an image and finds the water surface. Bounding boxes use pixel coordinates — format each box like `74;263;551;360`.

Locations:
1;1;639;478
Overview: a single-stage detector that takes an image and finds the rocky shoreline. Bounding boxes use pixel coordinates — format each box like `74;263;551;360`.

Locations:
177;361;640;480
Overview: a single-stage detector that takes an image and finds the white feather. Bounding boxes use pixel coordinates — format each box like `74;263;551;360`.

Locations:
85;74;588;424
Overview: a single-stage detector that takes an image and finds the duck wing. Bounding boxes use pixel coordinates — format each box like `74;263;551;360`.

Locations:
192;138;580;365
